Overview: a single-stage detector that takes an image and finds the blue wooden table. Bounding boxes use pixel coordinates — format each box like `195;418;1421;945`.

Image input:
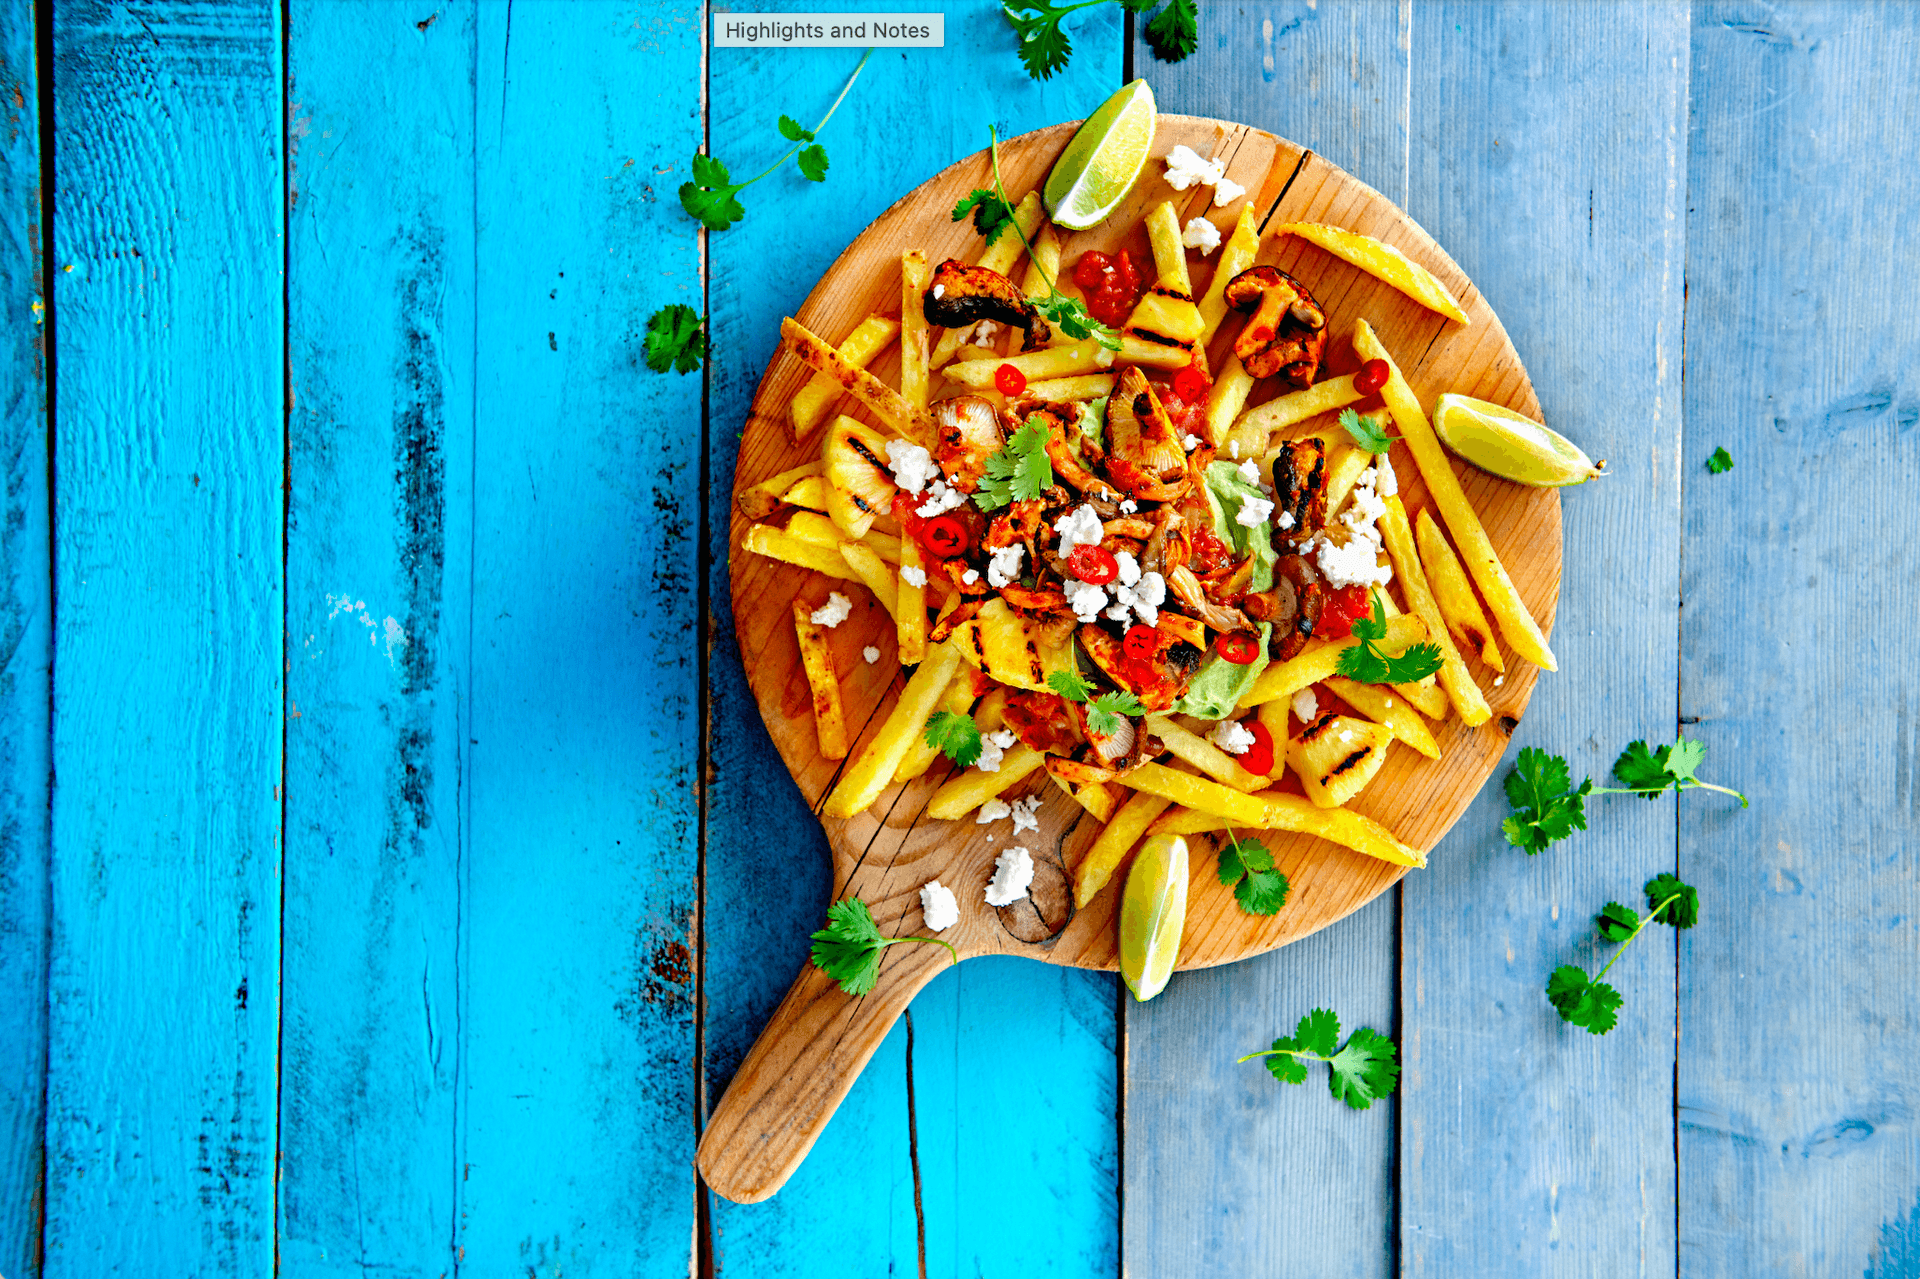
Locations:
3;1;1917;1274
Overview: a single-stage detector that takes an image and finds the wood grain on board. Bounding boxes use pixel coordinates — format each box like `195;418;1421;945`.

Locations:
704;105;1561;1203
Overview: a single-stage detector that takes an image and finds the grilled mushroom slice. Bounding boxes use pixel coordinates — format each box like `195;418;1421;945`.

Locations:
1103;367;1191;501
1270;437;1328;549
1222;266;1328;387
931;395;1006;493
924;260;1051;350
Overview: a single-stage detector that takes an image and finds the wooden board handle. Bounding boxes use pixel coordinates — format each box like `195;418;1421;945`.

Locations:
697;940;956;1203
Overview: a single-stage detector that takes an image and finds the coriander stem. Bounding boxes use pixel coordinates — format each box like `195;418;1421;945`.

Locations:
985;128;1118;346
1236;1047;1333;1066
1589;780;1749;807
1591;891;1684;985
881;933;960;968
737;47;873;191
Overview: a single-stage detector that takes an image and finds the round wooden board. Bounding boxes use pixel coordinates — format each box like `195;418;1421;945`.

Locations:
702;116;1559;1202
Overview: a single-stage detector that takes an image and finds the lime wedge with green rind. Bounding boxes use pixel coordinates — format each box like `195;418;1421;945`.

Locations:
1119;832;1188;1002
1433;392;1606;488
1044;79;1157;231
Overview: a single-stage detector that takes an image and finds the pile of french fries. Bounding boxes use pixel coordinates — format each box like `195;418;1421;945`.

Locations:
737;162;1557;917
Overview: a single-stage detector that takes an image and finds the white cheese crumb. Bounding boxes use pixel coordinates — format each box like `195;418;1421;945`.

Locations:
976;797;1012;824
976;728;1018;773
1212;176;1247;208
1278;510;1296;531
1009;795;1042;835
1494;675;1505;687
1312;464;1394;589
915;477;966;517
1209;718;1257;755
985;846;1035;907
1119;498;1138;514
863;646;880;664
1375;452;1399;497
1063;578;1109;623
1111;569;1165;627
987;542;1026;588
1230;439;1241;459
932;283;946;300
901;564;928;588
1236;495;1274;528
810;592;852;627
1181;432;1202;452
970;320;1000;347
961;568;981;585
886;440;937;494
1181;216;1222;255
1052;504;1106;559
1095;346;1116;369
1162;144;1226;191
1237;459;1261;484
920;880;959;932
1291;689;1318;722
1114;549;1142;588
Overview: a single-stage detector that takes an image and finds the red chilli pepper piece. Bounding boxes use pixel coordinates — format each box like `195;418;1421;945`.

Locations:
1171;362;1209;403
922;514;969;558
1353;358;1391;396
1067;543;1119;586
1123;624;1158;663
1238;720;1275;777
994;363;1027;396
1215;630;1262;665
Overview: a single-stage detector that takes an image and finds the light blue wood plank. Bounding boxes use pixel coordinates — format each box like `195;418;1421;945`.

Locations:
43;1;283;1273
279;4;474;1273
0;0;46;1273
1681;5;1920;1272
701;3;1123;1268
1124;6;1407;1274
1396;4;1690;1273
459;3;700;1271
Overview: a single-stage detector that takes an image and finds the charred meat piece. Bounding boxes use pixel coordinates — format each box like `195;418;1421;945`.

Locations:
1141;503;1186;577
998;584;1078;649
1270;437;1328;549
1003;689;1083;757
932;395;1006;494
1222;266;1329;387
984;497;1048;557
1166;564;1254;635
1103;367;1192;501
1078;623;1205;713
924;260;1051;351
1274;552;1326;659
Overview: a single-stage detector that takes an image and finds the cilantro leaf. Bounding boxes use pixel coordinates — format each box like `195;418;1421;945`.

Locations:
1258;1032;1311;1085
1501;746;1592;854
1002;0;1077;80
680;152;746;231
924;710;984;768
1047;668;1094;702
1086;689;1144;736
1546;965;1621;1035
1034;293;1121;350
1595;900;1639;943
777;114;814;142
1644;872;1699;929
1334;592;1442;684
1338;407;1398;453
973;418;1056;512
810;897;958;996
1706;446;1733;474
644;303;707;375
796;143;829;182
1217;836;1289;916
1239;1008;1399;1108
952;188;1016;247
1295;1007;1341;1057
1601;736;1746;806
1141;0;1199;62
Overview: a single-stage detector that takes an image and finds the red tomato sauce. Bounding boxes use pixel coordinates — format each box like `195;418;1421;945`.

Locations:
1071;249;1146;329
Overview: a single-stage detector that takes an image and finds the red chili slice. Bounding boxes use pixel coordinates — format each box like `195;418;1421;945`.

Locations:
922;514;969;558
995;363;1027;396
1171;362;1209;403
1067;543;1119;585
1123;624;1158;663
1238;720;1275;776
1215;630;1262;665
1353;358;1391;396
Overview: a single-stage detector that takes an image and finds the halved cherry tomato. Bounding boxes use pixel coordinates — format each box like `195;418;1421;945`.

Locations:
1123;623;1159;663
1238;720;1275;776
1314;583;1373;639
995;363;1027;396
1171;361;1210;404
922;514;970;558
1354;358;1391;396
1215;630;1262;665
1067;543;1119;585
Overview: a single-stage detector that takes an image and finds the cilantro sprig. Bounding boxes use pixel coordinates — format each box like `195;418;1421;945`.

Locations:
1603;738;1748;806
1333;592;1443;685
1706;446;1733;474
1216;832;1289;916
644;303;707;375
952;188;1016;247
924;710;984;768
1338;407;1399;454
679;49;870;230
1238;1008;1400;1110
810;897;958;996
1503;737;1747;854
1049;668;1145;735
1002;0;1198;81
1546;873;1698;1035
974;418;1055;511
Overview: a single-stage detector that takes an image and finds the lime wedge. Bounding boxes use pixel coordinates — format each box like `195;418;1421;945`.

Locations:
1044;79;1157;231
1433;393;1606;488
1118;833;1188;1002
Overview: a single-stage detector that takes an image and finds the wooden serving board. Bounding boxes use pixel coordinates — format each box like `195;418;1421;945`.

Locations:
698;116;1560;1203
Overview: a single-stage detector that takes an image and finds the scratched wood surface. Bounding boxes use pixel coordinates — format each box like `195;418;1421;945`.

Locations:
5;2;1920;1275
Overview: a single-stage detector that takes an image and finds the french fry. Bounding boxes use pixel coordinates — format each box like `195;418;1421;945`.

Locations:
781;474;830;511
1323;676;1441;760
838;540;898;619
823;639;963;818
1237;615;1428;709
1415;507;1504;672
1143;201;1193;296
940;336;1114;388
931;191;1043;369
1374;589;1448;718
792;600;849;760
1144;714;1267;792
1233;374;1367;439
1254;698;1291;780
783;316;937;445
973;686;1009;733
784;511;903;564
1205;354;1256;449
896;537;927;665
1321;443;1373;517
1378;495;1492;727
1072;788;1172;907
900;252;931;411
926;744;1046;820
1124;762;1270;827
892;676;972;784
789;315;900;441
1052;772;1118;823
1115;331;1197;371
1026;373;1115;402
1149;792;1426;869
742;524;862;582
1020;222;1063;303
1275;222;1470;325
1351;320;1556;670
737;460;824;520
1196;204;1260;343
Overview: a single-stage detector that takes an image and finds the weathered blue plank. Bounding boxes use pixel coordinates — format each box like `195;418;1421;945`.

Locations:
1396;4;1691;1273
0;0;45;1273
279;3;474;1273
458;3;700;1270
1124;5;1407;1273
701;2;1122;1269
43;1;283;1273
1680;5;1920;1273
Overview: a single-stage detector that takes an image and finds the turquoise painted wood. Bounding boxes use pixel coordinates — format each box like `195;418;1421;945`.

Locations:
43;0;284;1273
1680;5;1920;1273
280;3;474;1273
0;1;44;1274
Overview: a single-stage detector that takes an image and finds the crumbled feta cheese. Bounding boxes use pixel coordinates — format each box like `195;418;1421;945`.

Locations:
976;728;1017;773
1114;550;1142;588
1212;176;1247;208
1210;718;1257;755
1236;495;1274;528
1312;464;1395;589
970;320;1000;347
1339;730;1354;744
810;592;852;627
1237;459;1261;484
1106;602;1133;623
1291;689;1318;722
886;440;937;494
915;478;966;517
1111;570;1166;627
961;568;981;585
1494;675;1505;687
1375;452;1399;497
1181;216;1222;255
901;564;928;588
932;283;946;300
1009;795;1042;835
1230;439;1241;459
863;646;880;664
1052;504;1106;559
985;846;1035;907
987;543;1025;589
1063;578;1109;622
920;880;959;932
1162;144;1226;191
1119;498;1138;514
977;798;1012;824
1278;510;1296;530
1181;433;1202;452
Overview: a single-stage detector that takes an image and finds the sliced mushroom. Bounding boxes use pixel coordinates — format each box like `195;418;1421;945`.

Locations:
1103;367;1191;501
924;260;1051;350
1166;563;1254;635
1272;552;1325;659
1270;437;1327;548
1222;266;1328;387
932;395;1006;493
